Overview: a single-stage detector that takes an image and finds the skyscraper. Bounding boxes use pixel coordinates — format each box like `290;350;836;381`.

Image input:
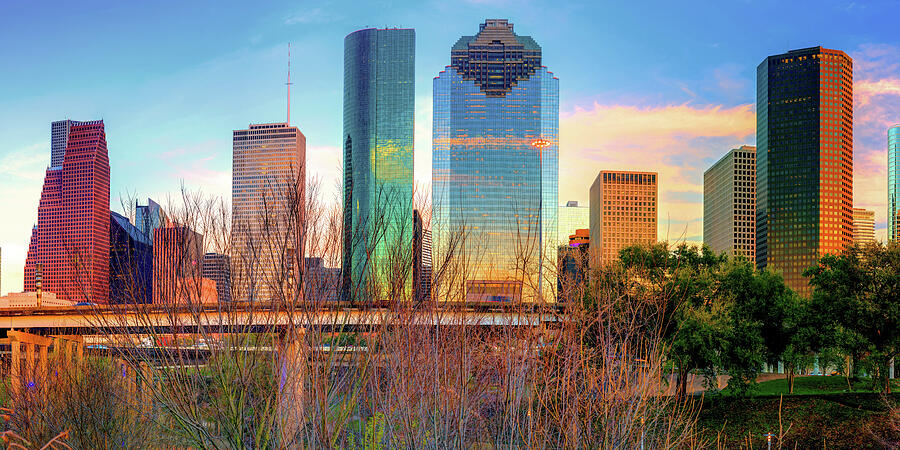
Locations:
50;119;86;168
202;252;231;303
852;208;876;247
152;222;203;304
558;201;589;246
889;125;900;242
24;120;110;303
756;47;853;294
135;198;163;241
704;146;756;259
589;171;657;266
343;27;415;301
413;209;433;303
232;122;306;302
110;211;152;303
433;19;558;302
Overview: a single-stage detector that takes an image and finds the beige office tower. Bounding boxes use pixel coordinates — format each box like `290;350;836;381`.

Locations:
232;123;306;302
589;171;658;266
703;146;757;259
852;208;876;247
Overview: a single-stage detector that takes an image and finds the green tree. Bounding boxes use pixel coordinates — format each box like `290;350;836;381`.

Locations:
720;263;805;393
617;243;729;397
806;243;900;393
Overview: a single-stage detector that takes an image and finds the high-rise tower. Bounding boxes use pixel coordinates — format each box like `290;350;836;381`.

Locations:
851;208;876;247
232;123;306;302
756;47;853;295
433;19;559;302
24;120;110;303
343;28;415;301
589;171;657;266
704;146;756;259
889;125;900;242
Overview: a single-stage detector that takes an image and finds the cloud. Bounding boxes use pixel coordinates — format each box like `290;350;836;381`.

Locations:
856;78;900;107
284;7;343;25
560;102;756;245
0;142;47;295
851;44;900;242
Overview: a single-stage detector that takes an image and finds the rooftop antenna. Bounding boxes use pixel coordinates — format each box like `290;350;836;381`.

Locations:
286;43;293;125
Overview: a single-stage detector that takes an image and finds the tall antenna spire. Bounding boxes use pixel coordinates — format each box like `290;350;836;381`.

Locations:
286;43;293;125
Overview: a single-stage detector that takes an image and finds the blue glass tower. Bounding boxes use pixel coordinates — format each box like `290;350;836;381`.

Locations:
890;125;900;242
343;28;415;301
433;19;559;302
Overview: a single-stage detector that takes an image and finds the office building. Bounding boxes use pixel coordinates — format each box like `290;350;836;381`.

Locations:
202;252;232;303
756;47;853;294
110;211;152;304
433;19;558;302
50;119;87;168
558;229;589;301
343;27;415;301
304;257;342;303
703;146;756;259
135;198;163;241
890;125;900;242
152;222;204;304
852;208;876;247
232;122;306;302
0;291;74;309
558;201;589;246
24;120;110;303
589;171;657;266
413;209;433;303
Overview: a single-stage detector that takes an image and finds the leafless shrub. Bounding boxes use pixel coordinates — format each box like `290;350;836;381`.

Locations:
56;171;702;448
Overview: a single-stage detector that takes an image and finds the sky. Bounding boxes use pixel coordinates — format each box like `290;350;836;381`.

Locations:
2;0;900;295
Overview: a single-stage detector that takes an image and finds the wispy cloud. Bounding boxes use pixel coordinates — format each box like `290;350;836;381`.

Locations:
284;7;343;25
0;142;47;295
560;102;756;244
851;43;900;242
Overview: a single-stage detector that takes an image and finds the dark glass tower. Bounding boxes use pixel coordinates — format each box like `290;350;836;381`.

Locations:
433;19;559;302
756;47;853;295
343;28;415;301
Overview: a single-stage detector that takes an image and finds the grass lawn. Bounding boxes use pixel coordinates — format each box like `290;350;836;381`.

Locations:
698;376;900;448
721;375;900;397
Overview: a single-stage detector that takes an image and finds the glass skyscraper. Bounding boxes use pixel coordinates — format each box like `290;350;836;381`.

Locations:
756;47;853;295
890;125;900;242
433;19;558;302
343;28;415;301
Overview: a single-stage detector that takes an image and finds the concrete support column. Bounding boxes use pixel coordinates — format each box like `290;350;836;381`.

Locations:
10;340;20;398
277;329;306;446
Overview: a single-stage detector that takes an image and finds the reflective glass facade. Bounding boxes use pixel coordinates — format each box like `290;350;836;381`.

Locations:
890;125;900;241
343;28;415;300
756;47;853;295
433;20;558;302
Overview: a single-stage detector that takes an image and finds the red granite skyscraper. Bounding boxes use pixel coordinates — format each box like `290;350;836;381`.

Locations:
24;120;110;303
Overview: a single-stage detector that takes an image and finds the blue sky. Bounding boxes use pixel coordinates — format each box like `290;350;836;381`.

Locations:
2;0;900;294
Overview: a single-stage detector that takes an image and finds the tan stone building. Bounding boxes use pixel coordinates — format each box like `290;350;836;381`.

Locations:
852;208;876;247
589;171;658;266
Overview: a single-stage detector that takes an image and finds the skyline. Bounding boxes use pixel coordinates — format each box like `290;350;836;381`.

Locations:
3;1;900;295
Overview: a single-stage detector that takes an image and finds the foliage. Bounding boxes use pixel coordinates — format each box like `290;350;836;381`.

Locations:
806;242;900;393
